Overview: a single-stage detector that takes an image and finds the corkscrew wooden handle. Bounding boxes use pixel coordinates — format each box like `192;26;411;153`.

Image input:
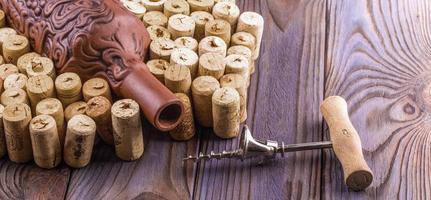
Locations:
320;96;373;191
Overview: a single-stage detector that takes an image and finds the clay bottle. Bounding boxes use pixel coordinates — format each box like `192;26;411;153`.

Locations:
0;0;184;131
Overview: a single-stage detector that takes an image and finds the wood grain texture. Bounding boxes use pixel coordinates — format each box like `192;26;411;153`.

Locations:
323;0;431;199
66;123;198;200
193;0;326;199
0;160;69;200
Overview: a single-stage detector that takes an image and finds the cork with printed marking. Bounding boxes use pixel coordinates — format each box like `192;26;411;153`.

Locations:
3;103;33;163
111;99;144;161
29;114;61;169
64;114;96;168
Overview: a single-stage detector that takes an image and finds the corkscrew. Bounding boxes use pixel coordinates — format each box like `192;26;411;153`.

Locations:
184;96;374;191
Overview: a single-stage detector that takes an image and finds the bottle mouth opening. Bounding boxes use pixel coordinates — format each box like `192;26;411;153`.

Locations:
155;101;184;131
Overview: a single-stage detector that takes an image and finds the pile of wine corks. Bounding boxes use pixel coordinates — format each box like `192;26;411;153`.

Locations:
0;11;145;169
122;0;264;139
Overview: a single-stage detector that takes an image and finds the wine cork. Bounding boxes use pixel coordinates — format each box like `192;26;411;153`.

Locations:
112;99;144;161
174;36;198;52
168;14;195;39
188;0;214;12
0;105;6;158
29;115;61;169
147;25;171;41
220;74;247;122
64;114;96;168
198;52;225;79
82;78;112;102
164;64;192;94
36;98;65;146
142;0;166;12
169;93;195;140
64;101;88;122
25;57;56;80
0;55;4;65
212;87;240;138
0;63;18;80
205;19;231;46
224;54;249;85
227;45;254;74
191;76;220;127
212;2;240;30
198;36;227;56
55;72;83;107
3;103;33;163
4;73;28;91
26;75;56;114
236;12;264;59
1;88;29;106
86;96;113;145
143;11;168;27
123;1;147;19
164;0;190;18
0;28;17;55
149;38;176;61
190;11;214;41
3;35;30;65
17;52;41;75
231;32;256;52
0;10;5;28
147;59;170;83
170;47;199;79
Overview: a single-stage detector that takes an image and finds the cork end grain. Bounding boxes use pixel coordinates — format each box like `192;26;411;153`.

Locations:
65;101;88;122
1;88;28;106
191;11;215;25
3;35;28;51
30;114;56;133
0;28;16;44
192;76;220;96
239;11;264;27
112;99;140;119
0;64;18;80
199;36;227;56
3;103;31;122
171;48;199;66
86;96;111;117
55;72;82;92
212;87;240;106
213;2;240;17
68;114;96;135
17;52;40;74
26;74;54;94
4;73;28;90
147;25;171;41
175;37;198;51
143;11;168;27
82;77;111;102
36;98;62;115
169;14;196;31
26;57;55;78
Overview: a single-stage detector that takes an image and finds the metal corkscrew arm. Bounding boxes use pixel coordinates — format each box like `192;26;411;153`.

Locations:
184;96;373;191
183;125;333;162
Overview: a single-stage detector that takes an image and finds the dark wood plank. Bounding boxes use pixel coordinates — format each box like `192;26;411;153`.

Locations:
0;159;70;200
66;121;198;200
193;0;327;199
323;0;431;198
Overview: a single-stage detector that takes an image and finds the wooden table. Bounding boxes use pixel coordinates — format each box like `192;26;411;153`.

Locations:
0;0;429;199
